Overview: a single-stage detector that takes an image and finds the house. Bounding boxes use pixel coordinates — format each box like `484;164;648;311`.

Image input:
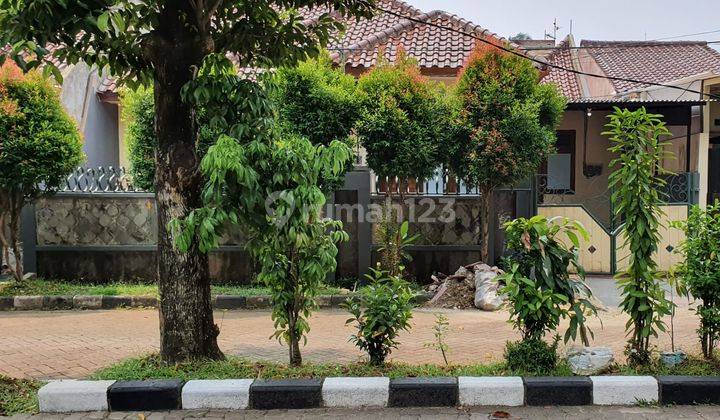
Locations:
538;36;720;273
56;0;720;276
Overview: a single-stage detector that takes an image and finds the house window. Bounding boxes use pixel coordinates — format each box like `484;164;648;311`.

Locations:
544;131;576;193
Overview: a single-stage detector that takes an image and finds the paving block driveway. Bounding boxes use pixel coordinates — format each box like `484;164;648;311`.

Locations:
0;300;701;379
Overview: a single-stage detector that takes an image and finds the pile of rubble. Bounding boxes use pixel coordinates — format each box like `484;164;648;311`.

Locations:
425;262;505;311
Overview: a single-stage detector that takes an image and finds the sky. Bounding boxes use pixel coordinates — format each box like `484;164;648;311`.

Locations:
405;0;720;47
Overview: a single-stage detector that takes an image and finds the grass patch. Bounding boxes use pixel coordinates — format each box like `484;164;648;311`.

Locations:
612;355;720;376
90;354;573;381
0;376;40;416
0;279;340;297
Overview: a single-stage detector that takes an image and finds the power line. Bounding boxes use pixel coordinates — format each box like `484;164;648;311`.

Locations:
330;40;720;53
363;2;720;101
653;29;720;41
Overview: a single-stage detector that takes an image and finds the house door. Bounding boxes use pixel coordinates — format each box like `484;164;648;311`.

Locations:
709;139;720;204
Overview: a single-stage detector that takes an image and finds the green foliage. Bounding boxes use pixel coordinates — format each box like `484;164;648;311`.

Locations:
93;354;580;382
354;54;451;180
376;203;420;277
0;375;39;416
500;215;597;344
270;54;359;191
448;46;565;261
0;0;375;362
672;201;720;358
121;86;155;191
121;62;271;191
0;0;374;87
343;268;416;365
504;337;559;375
0;64;84;281
449;46;565;191
0;278;341;297
424;313;451;366
171;58;352;365
606;107;674;366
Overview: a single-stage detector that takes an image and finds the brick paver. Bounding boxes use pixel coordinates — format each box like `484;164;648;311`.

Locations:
0;301;701;379
7;406;720;419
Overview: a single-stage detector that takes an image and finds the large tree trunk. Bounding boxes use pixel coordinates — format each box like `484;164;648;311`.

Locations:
149;5;222;363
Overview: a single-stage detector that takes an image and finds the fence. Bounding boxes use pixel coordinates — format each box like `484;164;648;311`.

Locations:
535;171;699;274
26;166;691;282
22;166;534;284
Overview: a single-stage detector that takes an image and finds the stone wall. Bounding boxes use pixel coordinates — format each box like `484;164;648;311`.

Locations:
36;195;157;246
31;188;524;284
34;193;252;284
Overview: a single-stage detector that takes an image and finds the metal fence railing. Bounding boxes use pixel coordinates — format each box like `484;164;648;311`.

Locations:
63;166;146;193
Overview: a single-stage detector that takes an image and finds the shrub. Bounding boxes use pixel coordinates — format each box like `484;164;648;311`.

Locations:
447;44;566;262
121;87;237;191
673;201;720;359
504;336;559;375
376;205;420;277
0;62;84;281
343;268;416;365
121;87;155;191
270;54;359;192
605;107;674;366
354;52;451;182
500;215;597;344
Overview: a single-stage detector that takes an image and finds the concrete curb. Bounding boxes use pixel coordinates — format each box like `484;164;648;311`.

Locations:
37;375;717;412
0;292;433;311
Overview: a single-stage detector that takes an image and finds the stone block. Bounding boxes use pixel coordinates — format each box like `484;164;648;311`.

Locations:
108;380;183;411
214;295;246;310
101;296;132;309
73;295;102;310
389;377;457;407
182;379;253;410
249;379;322;410
458;376;523;407
245;296;270;309
657;376;720;405
322;377;389;408
43;296;73;310
39;380;115;412
524;377;592;406
14;296;44;310
0;296;13;310
591;376;658;405
130;296;157;308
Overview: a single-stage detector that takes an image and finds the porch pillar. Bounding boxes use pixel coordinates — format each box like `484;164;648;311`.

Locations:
699;85;712;208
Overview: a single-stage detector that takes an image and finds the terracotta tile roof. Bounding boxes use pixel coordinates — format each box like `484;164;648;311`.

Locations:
98;0;517;97
541;38;582;100
330;8;514;70
581;40;720;93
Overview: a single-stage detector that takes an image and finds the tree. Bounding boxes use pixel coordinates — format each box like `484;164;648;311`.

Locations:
447;44;566;263
0;61;83;282
270;53;359;191
605;107;674;366
121;86;241;191
355;53;450;183
354;53;450;275
510;33;532;41
171;70;353;365
0;0;375;362
672;202;720;359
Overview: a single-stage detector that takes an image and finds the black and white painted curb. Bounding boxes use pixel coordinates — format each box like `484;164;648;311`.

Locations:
37;376;720;412
0;293;432;311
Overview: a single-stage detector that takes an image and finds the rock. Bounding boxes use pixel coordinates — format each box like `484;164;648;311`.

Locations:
566;346;614;375
473;265;504;311
22;272;37;281
338;288;351;295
